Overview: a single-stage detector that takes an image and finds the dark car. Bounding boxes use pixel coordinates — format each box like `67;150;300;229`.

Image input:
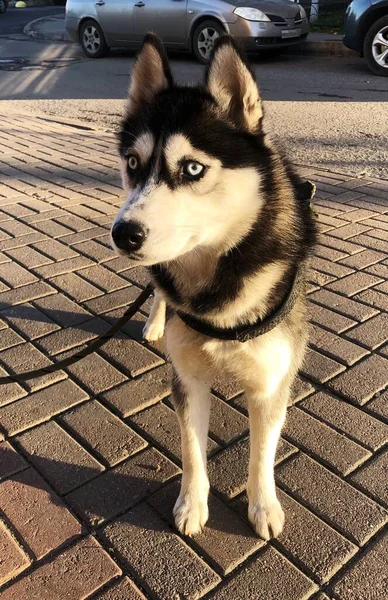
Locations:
0;0;9;14
343;0;388;76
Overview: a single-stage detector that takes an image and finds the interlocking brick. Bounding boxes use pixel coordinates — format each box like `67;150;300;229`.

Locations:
309;288;379;322
234;489;357;584
311;256;354;278
327;272;383;297
301;392;388;451
149;480;263;575
0;364;27;407
0;303;59;341
67;447;179;526
129;401;217;463
276;453;387;544
208;436;296;499
83;285;142;314
344;313;388;350
364;261;388;278
0;328;24;352
32;239;78;261
309;302;357;333
94;577;147;600
0;441;27;480
208;545;317;600
0;379;87;435
319;235;364;256
331;534;387;600
32;219;73;238
314;243;348;262
0;281;55;307
0;536;121;600
365;391;388;421
36;317;106;356
33;292;92;327
341;208;380;222
349;451;388;507
0;520;30;586
100;336;163;377
339;249;386;269
1;468;81;559
212;373;243;400
0;232;47;252
120;265;150;287
284;406;371;475
300;348;345;383
100;502;220;599
77;264;129;293
16;420;103;494
5;246;52;269
349;233;388;253
290;375;315;403
101;364;171;417
0;220;38;238
73;239;114;263
326;223;372;239
309;324;369;366
308;269;336;288
50;272;102;303
327;355;388;405
60;400;147;466
66;352;126;394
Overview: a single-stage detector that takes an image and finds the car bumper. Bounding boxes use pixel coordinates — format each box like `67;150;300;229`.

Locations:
229;17;309;49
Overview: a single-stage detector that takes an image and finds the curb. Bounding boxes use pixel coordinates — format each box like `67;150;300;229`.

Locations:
289;40;357;58
23;16;70;41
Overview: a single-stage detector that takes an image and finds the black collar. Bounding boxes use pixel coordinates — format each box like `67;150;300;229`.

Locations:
177;265;304;343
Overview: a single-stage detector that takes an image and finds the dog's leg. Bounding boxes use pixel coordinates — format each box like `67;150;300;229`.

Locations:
171;369;211;536
246;386;289;540
143;288;166;341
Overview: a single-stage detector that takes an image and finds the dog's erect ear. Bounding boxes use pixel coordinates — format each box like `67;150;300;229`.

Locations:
205;36;263;133
127;33;173;114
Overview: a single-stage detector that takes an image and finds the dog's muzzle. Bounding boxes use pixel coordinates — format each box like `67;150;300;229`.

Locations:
111;220;147;255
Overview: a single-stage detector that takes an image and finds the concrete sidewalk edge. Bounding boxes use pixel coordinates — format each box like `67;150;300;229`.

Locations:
23;15;357;58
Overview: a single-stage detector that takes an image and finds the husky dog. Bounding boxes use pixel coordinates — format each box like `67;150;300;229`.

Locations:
111;33;317;539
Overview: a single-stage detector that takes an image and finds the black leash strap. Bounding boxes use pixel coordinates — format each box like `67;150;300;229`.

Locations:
177;265;304;343
0;283;154;385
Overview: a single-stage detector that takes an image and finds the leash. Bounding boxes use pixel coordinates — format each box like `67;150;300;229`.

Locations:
0;283;154;385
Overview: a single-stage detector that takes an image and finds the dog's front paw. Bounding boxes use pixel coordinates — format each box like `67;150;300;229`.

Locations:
142;318;165;342
173;492;209;536
248;497;285;540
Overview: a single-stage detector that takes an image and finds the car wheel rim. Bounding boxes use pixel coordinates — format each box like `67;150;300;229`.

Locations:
372;25;388;68
83;25;101;54
197;27;220;60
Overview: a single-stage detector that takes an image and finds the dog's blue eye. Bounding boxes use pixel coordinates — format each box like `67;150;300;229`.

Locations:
183;161;205;179
127;156;138;171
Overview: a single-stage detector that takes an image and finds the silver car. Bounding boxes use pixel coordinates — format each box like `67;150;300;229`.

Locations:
65;0;309;63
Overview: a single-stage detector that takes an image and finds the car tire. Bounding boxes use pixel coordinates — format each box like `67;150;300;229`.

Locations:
192;20;225;64
80;19;110;59
363;15;388;77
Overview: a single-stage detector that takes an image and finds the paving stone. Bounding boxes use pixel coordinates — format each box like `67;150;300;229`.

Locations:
208;545;317;600
311;256;354;278
0;520;30;586
60;400;147;466
0;536;121;600
276;453;387;545
33;255;93;279
212;373;243;400
100;336;163;377
331;534;387;600
310;323;369;366
16;421;103;494
50;272;102;303
66;352;127;395
326;223;372;239
0;281;55;307
354;288;388;312
319;234;364;255
121;265;150;287
0;364;27;407
5;246;52;269
149;479;264;575
341;208;381;222
300;348;345;384
349;451;388;507
100;502;220;599
208;395;248;445
32;219;73;238
83;285;143;314
308;269;336;288
101;364;171;417
94;577;147;600
1;468;81;559
327;355;388;405
73;239;115;263
33;292;92;327
0;220;39;238
0;342;66;393
0;328;24;352
364;261;388;278
339;249;386;269
129;401;217;463
301;392;388;451
66;447;179;526
208;436;296;499
0;441;28;480
284;406;371;475
344;313;388;350
365;391;388;421
0;378;88;435
32;239;78;261
349;233;388;253
77;264;129;293
309;289;379;322
234;489;357;584
36;317;107;356
0;303;60;340
309;303;357;333
314;243;348;262
326;272;383;297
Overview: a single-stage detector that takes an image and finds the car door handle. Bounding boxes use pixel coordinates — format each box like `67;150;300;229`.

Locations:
135;2;145;6
95;1;105;5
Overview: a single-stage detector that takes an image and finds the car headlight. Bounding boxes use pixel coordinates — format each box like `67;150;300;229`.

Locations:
234;7;270;22
299;5;307;19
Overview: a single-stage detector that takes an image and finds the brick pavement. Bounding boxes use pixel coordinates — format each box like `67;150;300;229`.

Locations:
0;114;387;599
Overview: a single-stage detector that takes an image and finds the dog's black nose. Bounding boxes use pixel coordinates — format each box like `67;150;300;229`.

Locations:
112;220;146;253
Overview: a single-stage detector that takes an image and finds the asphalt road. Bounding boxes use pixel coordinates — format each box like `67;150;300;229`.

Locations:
0;18;387;178
0;6;64;35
